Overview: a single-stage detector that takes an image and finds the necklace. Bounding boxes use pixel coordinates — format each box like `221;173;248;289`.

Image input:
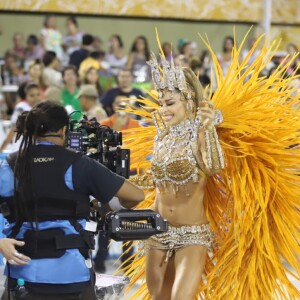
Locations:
151;118;203;188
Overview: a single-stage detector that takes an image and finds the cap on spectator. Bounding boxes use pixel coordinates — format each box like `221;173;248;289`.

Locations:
78;84;98;98
178;38;187;47
44;86;62;103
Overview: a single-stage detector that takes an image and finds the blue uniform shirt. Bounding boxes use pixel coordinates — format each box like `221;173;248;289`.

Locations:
0;142;125;286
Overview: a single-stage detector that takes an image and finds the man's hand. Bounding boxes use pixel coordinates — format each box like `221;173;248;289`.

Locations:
0;238;31;266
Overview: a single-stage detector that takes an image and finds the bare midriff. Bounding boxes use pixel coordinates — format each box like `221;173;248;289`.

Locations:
154;176;208;226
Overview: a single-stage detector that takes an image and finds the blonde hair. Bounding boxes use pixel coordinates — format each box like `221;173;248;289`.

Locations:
182;67;204;107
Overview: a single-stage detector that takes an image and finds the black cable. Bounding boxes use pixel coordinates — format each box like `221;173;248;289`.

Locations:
68;110;84;118
7;262;11;300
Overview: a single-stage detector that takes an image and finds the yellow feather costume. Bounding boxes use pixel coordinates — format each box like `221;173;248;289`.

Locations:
119;32;300;300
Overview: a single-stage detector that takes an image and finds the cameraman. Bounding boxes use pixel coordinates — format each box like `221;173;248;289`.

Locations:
0;101;144;300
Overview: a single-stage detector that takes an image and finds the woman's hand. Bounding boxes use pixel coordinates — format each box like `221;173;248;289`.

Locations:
0;238;31;266
199;100;215;129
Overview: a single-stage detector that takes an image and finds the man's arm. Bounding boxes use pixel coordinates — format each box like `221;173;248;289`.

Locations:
116;180;145;208
73;156;145;208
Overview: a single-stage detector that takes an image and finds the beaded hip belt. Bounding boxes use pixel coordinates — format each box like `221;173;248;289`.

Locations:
145;223;214;262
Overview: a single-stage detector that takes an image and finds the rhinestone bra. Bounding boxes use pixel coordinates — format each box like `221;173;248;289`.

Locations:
151;119;205;188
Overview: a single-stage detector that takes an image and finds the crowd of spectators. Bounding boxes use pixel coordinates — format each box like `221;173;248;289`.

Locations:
0;14;299;150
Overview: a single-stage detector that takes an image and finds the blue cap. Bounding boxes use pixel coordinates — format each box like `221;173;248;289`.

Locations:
17;278;25;286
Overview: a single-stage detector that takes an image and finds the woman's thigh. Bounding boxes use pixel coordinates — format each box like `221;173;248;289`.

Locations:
145;249;172;299
171;245;208;300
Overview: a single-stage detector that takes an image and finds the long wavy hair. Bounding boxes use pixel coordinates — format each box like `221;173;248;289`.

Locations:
130;36;150;60
182;67;205;108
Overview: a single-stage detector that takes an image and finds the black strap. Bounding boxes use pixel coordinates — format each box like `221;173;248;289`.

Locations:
3;196;90;223
69;220;95;259
0;201;12;218
35;197;90;219
15;229;93;259
9;220;23;239
56;234;87;250
6;278;91;295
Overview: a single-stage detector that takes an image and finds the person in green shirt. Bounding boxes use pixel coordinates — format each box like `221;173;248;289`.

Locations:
61;65;82;120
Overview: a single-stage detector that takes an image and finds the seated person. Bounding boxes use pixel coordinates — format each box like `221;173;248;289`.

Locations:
0;82;41;152
101;68;143;117
79;85;107;121
100;95;140;131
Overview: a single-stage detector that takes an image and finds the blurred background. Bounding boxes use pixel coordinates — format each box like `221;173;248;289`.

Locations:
0;0;299;54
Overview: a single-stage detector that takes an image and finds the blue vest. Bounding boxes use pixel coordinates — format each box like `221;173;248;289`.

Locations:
0;143;92;287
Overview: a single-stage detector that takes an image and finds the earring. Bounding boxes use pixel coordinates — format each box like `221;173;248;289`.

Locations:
185;102;194;120
152;110;166;135
152;111;161;135
157;110;166;128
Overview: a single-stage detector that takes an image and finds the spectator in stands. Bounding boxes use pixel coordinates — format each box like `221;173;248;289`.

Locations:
78;84;107;121
101;95;140;130
0;51;26;117
105;35;127;77
79;51;102;78
200;50;212;77
161;42;174;63
175;41;194;67
0;82;41;152
286;43;300;74
62;16;84;57
80;52;113;91
126;36;151;89
217;36;234;76
1;52;26;86
190;60;210;88
42;51;62;87
24;35;45;69
93;36;104;52
69;34;94;69
82;66;104;98
287;43;299;58
101;68;143;116
8;32;26;67
40;15;63;61
44;86;62;103
61;65;81;119
27;59;44;87
241;37;261;65
27;59;45;98
177;38;187;55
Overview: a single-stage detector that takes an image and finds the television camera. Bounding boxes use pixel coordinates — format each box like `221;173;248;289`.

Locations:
66;115;130;178
66;114;168;241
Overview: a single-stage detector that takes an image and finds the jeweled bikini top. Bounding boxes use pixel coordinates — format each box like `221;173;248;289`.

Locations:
151;118;205;188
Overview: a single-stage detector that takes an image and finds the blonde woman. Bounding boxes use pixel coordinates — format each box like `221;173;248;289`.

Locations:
123;34;300;300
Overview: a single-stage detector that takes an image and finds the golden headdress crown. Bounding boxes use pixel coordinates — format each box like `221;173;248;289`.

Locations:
147;53;188;97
